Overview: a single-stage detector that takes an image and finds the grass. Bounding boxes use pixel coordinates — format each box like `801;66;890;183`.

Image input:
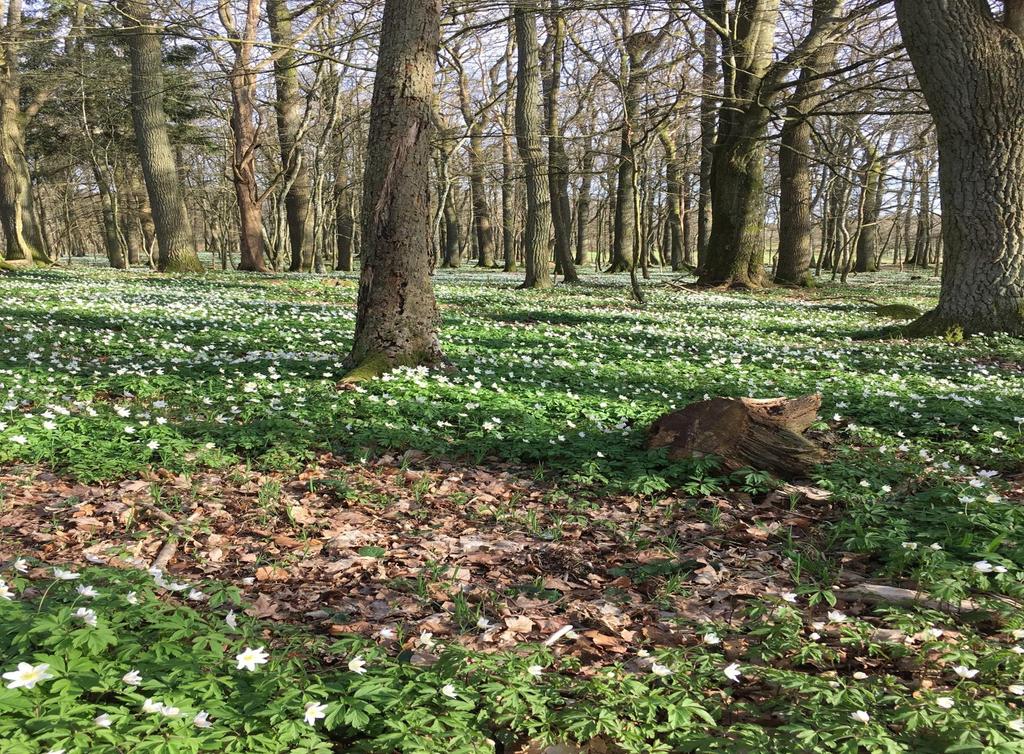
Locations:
0;267;1023;753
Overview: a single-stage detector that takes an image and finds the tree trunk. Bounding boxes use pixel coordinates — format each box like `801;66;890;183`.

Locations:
334;187;354;272
543;0;577;283
0;0;49;265
774;0;836;286
221;0;268;273
659;124;684;271
345;0;444;377
513;2;552;289
854;141;883;273
267;0;313;273
575;131;594;266
896;0;1024;334
122;0;202;273
697;16;719;270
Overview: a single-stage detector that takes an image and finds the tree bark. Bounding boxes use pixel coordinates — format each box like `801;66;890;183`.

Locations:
345;0;444;377
774;0;837;286
221;0;268;273
543;0;577;283
896;0;1024;334
854;141;883;273
267;0;313;272
0;0;51;265
122;0;202;273
513;2;553;289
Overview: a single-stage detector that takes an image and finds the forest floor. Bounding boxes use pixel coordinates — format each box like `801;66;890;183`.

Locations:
0;267;1023;754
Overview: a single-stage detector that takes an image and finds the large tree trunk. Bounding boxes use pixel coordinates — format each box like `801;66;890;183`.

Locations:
122;0;202;273
697;0;781;288
697;15;719;270
501;18;518;273
0;0;50;266
513;2;553;290
854;141;883;273
543;0;577;283
221;0;268;273
345;0;444;377
267;0;313;273
896;0;1024;335
700;116;771;288
774;0;837;286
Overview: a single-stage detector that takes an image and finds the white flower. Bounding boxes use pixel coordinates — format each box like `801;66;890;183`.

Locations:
1009;684;1024;696
935;696;955;709
418;631;436;648
348;656;367;675
13;558;28;573
850;710;870;724
952;665;978;679
94;713;112;728
3;662;54;689
827;610;848;623
527;665;544;677
42;420;56;431
543;624;575;646
440;683;458;699
703;632;721;646
225;610;238;629
0;581;13;600
76;584;98;598
376;627;397;640
235;646;269;671
853;672;868;680
1010;719;1024;733
9;435;27;445
160;705;180;717
193;710;212;728
651;662;673;677
901;542;918;550
723;663;742;682
187;589;205;602
125;591;138;605
44;749;66;754
304;701;327;726
476;617;493;630
74;607;97;627
808;632;821;641
53;567;79;580
147;440;160;450
142;698;164;714
780;592;798;603
122;670;142;686
929;543;943;551
973;560;994;573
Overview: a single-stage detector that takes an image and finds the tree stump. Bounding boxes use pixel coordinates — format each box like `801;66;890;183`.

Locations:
646;394;824;478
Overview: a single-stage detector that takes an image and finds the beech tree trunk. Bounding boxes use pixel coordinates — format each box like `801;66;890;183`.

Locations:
543;0;577;283
267;0;313;273
220;0;268;273
122;0;202;273
854;141;883;273
514;2;553;290
775;0;837;286
345;0;444;376
0;0;50;266
896;0;1024;334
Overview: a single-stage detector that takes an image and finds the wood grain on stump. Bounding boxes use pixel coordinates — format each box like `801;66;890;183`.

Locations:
646;394;824;478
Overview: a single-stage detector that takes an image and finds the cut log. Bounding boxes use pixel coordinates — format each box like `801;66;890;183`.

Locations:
646;394;825;479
